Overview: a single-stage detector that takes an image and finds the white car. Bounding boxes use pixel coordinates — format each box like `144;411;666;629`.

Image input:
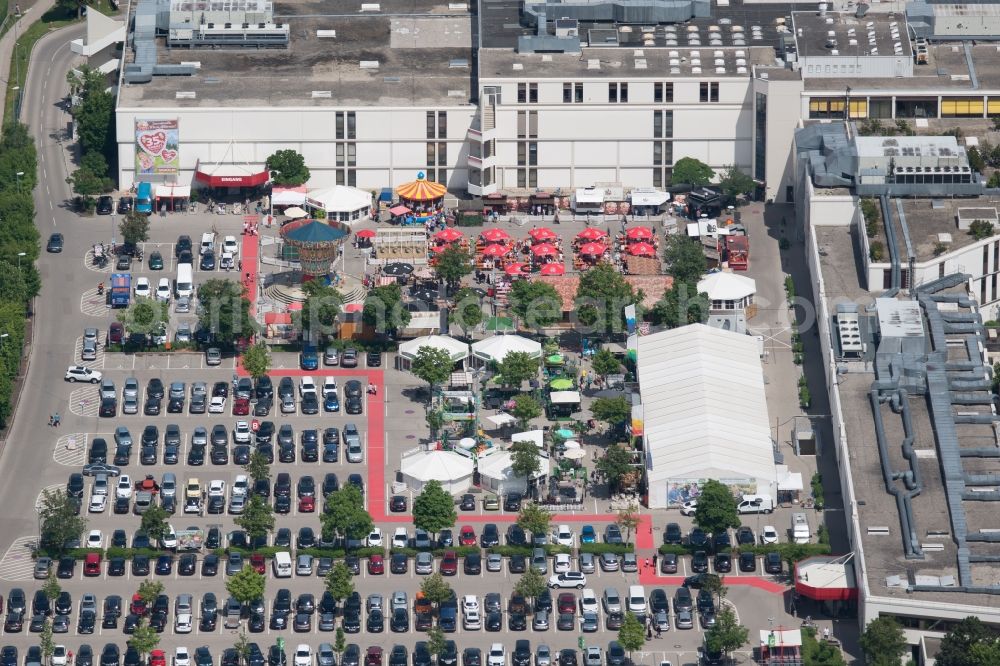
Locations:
134;277;151;298
208;396;226;413
553;524;575;547
553;553;571;574
547;572;587;589
162;525;177;549
300;377;317;396
367;528;384;547
65;365;102;383
233;474;249;497
392;527;408;549
86;529;103;549
52;647;67;666
222;235;239;256
174;647;191;666
462;595;479;614
322;377;338;394
88;494;106;513
761;525;779;545
580;589;598;614
233;421;251;443
116;475;133;500
155;278;171;302
208;480;226;498
175;613;193;633
679;500;698;516
488;644;506;666
463;608;481;630
294;645;311;666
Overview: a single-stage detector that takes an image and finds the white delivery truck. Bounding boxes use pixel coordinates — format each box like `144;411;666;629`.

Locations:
272;551;293;578
176;263;193;299
737;494;775;514
791;513;811;544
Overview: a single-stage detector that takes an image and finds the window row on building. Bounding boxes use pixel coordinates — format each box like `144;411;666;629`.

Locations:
809;95;1000;120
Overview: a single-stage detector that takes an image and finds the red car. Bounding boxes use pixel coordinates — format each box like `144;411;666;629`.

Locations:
83;552;101;576
149;651;166;666
459;526;477;546
298;496;315;513
250;553;266;574
233;397;250;415
130;593;147;617
557;593;576;614
365;647;383;666
367;554;385;575
440;551;458;576
108;322;124;345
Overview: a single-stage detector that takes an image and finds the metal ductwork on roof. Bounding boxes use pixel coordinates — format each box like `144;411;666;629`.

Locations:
123;0;196;83
521;0;710;28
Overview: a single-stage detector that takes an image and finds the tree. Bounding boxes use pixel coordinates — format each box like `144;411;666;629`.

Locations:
496;351;539;388
693;479;740;534
297;281;344;342
705;607;749;659
226;566;266;605
320;485;374;542
426;627;447;656
450;288;483;337
591;348;621;379
0;262;32;305
514;566;547;601
42;573;61;603
419;573;453;607
591;396;631;427
233;631;251;666
511;393;542;428
409;346;454;402
516;503;552;541
66;166;110;200
701;574;728;607
510;440;541;481
363;284;410;337
671;157;715;187
119;212;151;246
649;284;710;328
197;279;258;347
266;150;311;187
717;165;755;205
413;480;457;534
333;629;347;659
235;495;275;540
935;617;999;666
859;616;907;666
508;280;563;331
615;504;641;543
40;619;54;665
136;580;164;606
969;219;995;241
116;297;169;337
425;408;445;438
38;489;87;555
140;504;170;544
243;451;271;483
662;234;707;287
128;619;161;659
597;445;635;493
241;343;271;380
324;562;355;601
574;263;641;337
433;246;473;287
617;612;646;657
801;626;846;666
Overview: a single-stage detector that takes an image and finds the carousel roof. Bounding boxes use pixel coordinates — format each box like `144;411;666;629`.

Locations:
280;219;349;245
396;172;447;201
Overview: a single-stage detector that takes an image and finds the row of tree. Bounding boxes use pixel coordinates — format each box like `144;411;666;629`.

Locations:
66;66;116;206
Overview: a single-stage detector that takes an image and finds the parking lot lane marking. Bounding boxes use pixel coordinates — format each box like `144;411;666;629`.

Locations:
0;536;40;581
54;432;88;466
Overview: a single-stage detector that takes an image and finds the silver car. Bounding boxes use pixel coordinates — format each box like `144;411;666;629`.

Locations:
175;296;191;313
535;646;551;666
280;394;296;414
81;338;98;361
123;395;139;414
486;553;503;572
99;378;116;401
532;610;549;631
675;608;694;630
317;645;335;666
391;591;408;612
578;553;595;574
123;378;139;400
169;382;185;400
205;347;222;366
415;552;433;575
531;548;548;574
620;553;638;572
599;552;620;571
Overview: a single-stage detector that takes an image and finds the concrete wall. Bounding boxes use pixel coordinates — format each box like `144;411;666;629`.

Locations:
753;73;804;203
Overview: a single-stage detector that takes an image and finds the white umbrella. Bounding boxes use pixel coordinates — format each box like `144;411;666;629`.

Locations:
563;440;581;449
284;206;308;218
459;438;477;450
563;448;586;460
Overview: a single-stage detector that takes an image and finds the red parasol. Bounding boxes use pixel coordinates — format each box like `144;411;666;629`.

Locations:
625;226;654;240
528;227;558;242
481;229;511;243
628;242;657;257
579;242;608;256
505;263;528;276
481;244;510;257
576;228;608;241
531;243;559;257
539;263;566;276
434;228;464;243
355;229;376;239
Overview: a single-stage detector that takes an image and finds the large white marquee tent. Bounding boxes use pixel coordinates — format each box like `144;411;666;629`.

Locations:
471;335;542;364
400;450;474;494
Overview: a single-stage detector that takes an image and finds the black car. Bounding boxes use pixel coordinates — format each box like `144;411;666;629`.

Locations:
187;445;205;465
558;651;577;666
506;524;527;546
256;442;274;463
77;611;95;634
691;551;709;573
179;553;197;575
144;396;161;415
0;647;15;666
155;555;173;575
96;195;114;215
274;495;291;514
254;397;272;417
176;235;192;258
462;649;481;666
738;551;756;572
512;642;530;666
132;555;150;576
388;647;407;666
114;444;131;466
504;492;523;511
117;196;134;214
140;445;157;465
322;473;339;497
390;553;408;574
147;378;165;399
148;251;163;270
764;552;782;575
736;526;755;546
99;397;117;417
412;645;431;666
66;473;85;498
279;443;296;463
211;446;229;465
124;646;142;666
108;557;126;576
301;431;319;461
233;445;251;465
459;494;476;511
464;553;482;575
77;646;94;666
713;552;732;573
3;610;23;633
683;572;721;589
46;233;64;253
56;558;75;579
203;554;219;577
688;528;709;548
200;251;216;271
663;522;683;545
389;495;407;512
366;351;381;367
390;607;409;632
480;524;500;547
55;591;72;615
301;393;319;414
342;609;361;633
510;613;527;631
367;609;384;633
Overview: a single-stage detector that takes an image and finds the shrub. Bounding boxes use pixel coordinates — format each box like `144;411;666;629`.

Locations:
578;543;635;555
869;240;885;262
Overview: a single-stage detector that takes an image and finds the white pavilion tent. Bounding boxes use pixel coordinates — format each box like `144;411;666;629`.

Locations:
471;335;542;365
398;335;470;368
477;449;550;495
400;450;474;494
305;186;372;224
697;272;757;312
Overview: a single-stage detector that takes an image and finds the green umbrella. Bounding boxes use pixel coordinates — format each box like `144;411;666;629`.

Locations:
550;378;574;390
546;354;564;365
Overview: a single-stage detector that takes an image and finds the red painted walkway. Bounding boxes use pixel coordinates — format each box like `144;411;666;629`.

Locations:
242;231;259;315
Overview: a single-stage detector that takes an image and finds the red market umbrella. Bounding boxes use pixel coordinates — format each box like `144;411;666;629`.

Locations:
576;228;607;241
579;242;607;256
429;244;448;253
481;244;510;257
481;228;511;243
505;263;528;276
355;229;376;239
434;228;464;243
531;243;559;257
628;242;657;257
528;227;558;242
625;226;654;240
539;263;566;276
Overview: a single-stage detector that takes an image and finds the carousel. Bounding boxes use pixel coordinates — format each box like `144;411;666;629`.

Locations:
395;172;448;225
279;219;350;279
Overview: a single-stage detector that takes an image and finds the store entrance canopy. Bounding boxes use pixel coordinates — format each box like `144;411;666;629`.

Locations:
194;161;270;187
155;184;191;198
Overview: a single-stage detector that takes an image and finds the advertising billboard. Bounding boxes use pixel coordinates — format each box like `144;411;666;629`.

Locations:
135;119;179;176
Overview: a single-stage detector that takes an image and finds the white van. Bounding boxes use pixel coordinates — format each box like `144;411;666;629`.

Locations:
273;551;293;578
200;232;216;255
627;585;647;616
176;263;193;299
737;494;775;514
791;513;811;544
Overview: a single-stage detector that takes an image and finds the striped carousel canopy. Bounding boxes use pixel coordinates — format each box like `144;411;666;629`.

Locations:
396;172;447;202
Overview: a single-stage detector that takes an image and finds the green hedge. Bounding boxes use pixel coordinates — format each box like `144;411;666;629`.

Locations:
105;547;170;560
388;546;482;558
487;544;571;557
657;543;832;562
578;543;635;555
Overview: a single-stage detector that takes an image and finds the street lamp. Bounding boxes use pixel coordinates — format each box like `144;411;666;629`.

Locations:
15;171;23;195
16;251;25;269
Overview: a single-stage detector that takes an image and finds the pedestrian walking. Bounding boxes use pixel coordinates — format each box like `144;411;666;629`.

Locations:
238;259;243;272
646;624;652;640
823;627;830;640
652;554;657;569
53;412;61;427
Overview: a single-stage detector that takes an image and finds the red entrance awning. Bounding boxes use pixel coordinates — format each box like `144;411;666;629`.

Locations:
195;162;270;188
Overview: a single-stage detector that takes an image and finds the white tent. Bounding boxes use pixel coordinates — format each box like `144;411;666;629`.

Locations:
471;335;542;364
400;450;474;494
629;188;669;208
305;186;372;224
399;335;470;362
511;429;544;448
637;324;776;508
477;450;550;495
271;188;307;206
698;272;756;305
